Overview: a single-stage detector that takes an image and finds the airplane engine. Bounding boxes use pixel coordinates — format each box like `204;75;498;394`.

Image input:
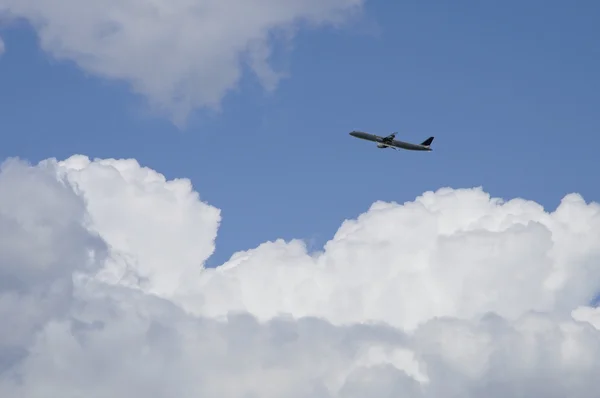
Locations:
377;143;387;148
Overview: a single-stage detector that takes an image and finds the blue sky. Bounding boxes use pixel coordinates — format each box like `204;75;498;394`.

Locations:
1;1;598;267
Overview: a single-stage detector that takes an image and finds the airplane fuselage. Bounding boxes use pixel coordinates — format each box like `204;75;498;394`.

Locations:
349;131;432;151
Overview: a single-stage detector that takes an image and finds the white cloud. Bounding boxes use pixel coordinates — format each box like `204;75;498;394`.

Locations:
0;0;364;124
51;155;221;297
0;158;105;371
179;188;600;331
1;154;600;396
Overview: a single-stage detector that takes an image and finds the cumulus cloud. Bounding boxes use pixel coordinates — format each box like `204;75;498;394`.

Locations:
52;155;221;296
1;154;600;396
0;0;364;124
178;187;600;332
0;158;105;372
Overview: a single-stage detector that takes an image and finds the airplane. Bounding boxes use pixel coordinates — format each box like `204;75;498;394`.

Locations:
349;131;434;152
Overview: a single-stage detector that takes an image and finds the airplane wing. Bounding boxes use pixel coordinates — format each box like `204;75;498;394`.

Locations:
378;143;398;150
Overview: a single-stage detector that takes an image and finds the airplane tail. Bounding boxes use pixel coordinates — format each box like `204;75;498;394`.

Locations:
420;137;434;146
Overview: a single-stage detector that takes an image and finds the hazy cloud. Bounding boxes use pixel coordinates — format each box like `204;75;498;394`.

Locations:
0;0;365;124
